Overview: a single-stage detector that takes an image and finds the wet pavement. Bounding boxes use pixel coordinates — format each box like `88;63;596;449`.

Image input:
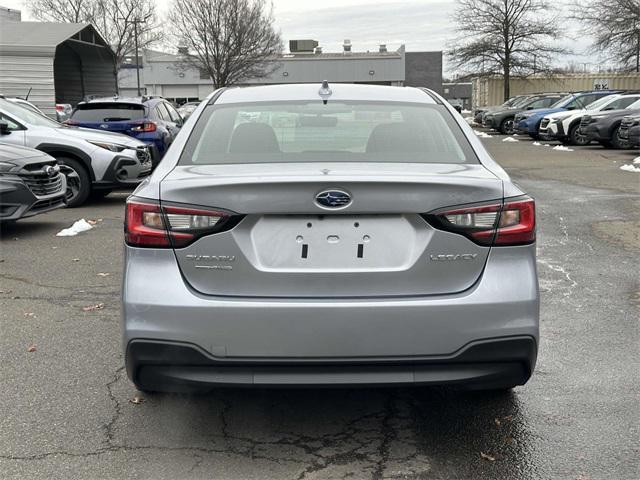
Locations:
1;136;638;479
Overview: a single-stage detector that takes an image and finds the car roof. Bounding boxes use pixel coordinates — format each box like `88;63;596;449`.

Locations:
214;83;438;105
80;96;162;106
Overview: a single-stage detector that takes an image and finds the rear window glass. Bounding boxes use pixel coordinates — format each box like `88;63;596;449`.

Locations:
71;103;145;122
180;101;475;165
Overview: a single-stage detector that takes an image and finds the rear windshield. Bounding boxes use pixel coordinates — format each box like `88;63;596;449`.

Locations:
180;101;476;165
71;103;145;122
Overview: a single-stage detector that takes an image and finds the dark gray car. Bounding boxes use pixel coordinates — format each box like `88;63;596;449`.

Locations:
580;106;640;149
618;115;640;147
483;95;563;134
473;95;531;124
0;143;66;222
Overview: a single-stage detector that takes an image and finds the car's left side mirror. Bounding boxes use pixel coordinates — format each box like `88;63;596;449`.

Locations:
0;121;10;135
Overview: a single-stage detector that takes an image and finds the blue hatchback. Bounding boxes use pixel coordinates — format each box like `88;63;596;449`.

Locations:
514;91;622;138
66;96;184;163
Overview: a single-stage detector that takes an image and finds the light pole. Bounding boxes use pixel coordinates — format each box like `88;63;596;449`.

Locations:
120;17;146;96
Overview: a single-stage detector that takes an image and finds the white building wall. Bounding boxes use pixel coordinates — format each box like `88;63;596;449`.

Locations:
0;54;56;116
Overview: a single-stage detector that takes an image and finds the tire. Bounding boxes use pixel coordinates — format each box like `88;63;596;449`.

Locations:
568;123;590;146
610;126;628;149
57;157;91;207
598;140;613;149
499;117;515;135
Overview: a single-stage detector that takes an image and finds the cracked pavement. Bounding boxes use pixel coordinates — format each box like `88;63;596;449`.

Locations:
0;138;638;479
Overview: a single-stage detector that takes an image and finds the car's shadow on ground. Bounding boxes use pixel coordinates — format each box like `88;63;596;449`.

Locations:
123;386;532;477
0;219;61;240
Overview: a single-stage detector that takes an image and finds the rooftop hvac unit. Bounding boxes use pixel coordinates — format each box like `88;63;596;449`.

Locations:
289;39;319;53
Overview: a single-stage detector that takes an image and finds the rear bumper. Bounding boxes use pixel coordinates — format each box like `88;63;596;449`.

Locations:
123;244;540;388
127;336;537;390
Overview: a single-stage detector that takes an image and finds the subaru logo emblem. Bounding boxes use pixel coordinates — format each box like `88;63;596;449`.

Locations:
100;124;108;129
43;165;58;177
315;189;352;209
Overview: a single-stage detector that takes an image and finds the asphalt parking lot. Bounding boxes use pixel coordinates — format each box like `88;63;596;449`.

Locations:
1;135;638;480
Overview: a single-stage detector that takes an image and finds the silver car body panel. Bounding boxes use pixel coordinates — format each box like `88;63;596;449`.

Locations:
123;245;538;359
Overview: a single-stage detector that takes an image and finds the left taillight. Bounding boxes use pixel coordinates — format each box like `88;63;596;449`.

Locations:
423;195;535;247
124;199;241;248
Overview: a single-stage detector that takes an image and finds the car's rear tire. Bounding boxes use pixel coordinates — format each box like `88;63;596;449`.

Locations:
499;117;515;135
57;157;91;207
568;123;590;146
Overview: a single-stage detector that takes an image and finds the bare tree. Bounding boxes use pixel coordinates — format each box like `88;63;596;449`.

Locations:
168;0;283;88
573;0;640;72
28;0;162;67
93;0;163;67
28;0;98;23
448;0;567;100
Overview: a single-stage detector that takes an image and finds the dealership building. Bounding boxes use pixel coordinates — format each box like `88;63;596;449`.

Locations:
118;40;443;104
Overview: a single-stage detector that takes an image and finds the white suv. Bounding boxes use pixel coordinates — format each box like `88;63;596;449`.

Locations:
540;93;640;145
0;96;152;206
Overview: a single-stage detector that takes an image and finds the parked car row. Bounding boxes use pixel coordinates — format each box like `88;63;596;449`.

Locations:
0;94;209;222
475;90;640;149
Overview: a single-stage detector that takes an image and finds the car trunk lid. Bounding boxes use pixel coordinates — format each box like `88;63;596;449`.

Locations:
160;162;503;298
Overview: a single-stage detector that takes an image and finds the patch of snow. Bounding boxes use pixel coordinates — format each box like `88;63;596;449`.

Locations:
620;164;640;172
461;109;472;114
532;142;542;146
543;144;551;147
633;156;640;165
56;219;94;237
502;137;519;142
474;130;492;138
552;145;574;152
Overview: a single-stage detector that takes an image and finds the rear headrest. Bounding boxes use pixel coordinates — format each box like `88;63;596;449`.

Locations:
229;122;280;153
366;122;426;153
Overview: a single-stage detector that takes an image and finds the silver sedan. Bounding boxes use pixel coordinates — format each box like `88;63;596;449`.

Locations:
122;83;539;393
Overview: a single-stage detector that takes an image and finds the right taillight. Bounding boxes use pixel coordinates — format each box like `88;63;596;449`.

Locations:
130;121;157;133
423;195;535;247
493;197;536;245
125;199;243;248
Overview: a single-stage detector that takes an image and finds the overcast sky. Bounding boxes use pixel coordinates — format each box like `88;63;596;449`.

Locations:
3;0;595;75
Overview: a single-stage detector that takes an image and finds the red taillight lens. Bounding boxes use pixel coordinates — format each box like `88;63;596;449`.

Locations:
424;196;535;247
55;105;64;112
125;199;240;248
494;198;536;245
130;122;157;133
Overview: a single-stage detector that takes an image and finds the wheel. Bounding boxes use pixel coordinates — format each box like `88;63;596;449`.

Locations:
90;189;112;200
598;140;613;149
57;157;91;207
530;132;540;140
499;117;515;135
568;123;590;146
610;126;628;149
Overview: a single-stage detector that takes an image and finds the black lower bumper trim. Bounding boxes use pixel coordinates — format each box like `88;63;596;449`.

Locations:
126;336;537;392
